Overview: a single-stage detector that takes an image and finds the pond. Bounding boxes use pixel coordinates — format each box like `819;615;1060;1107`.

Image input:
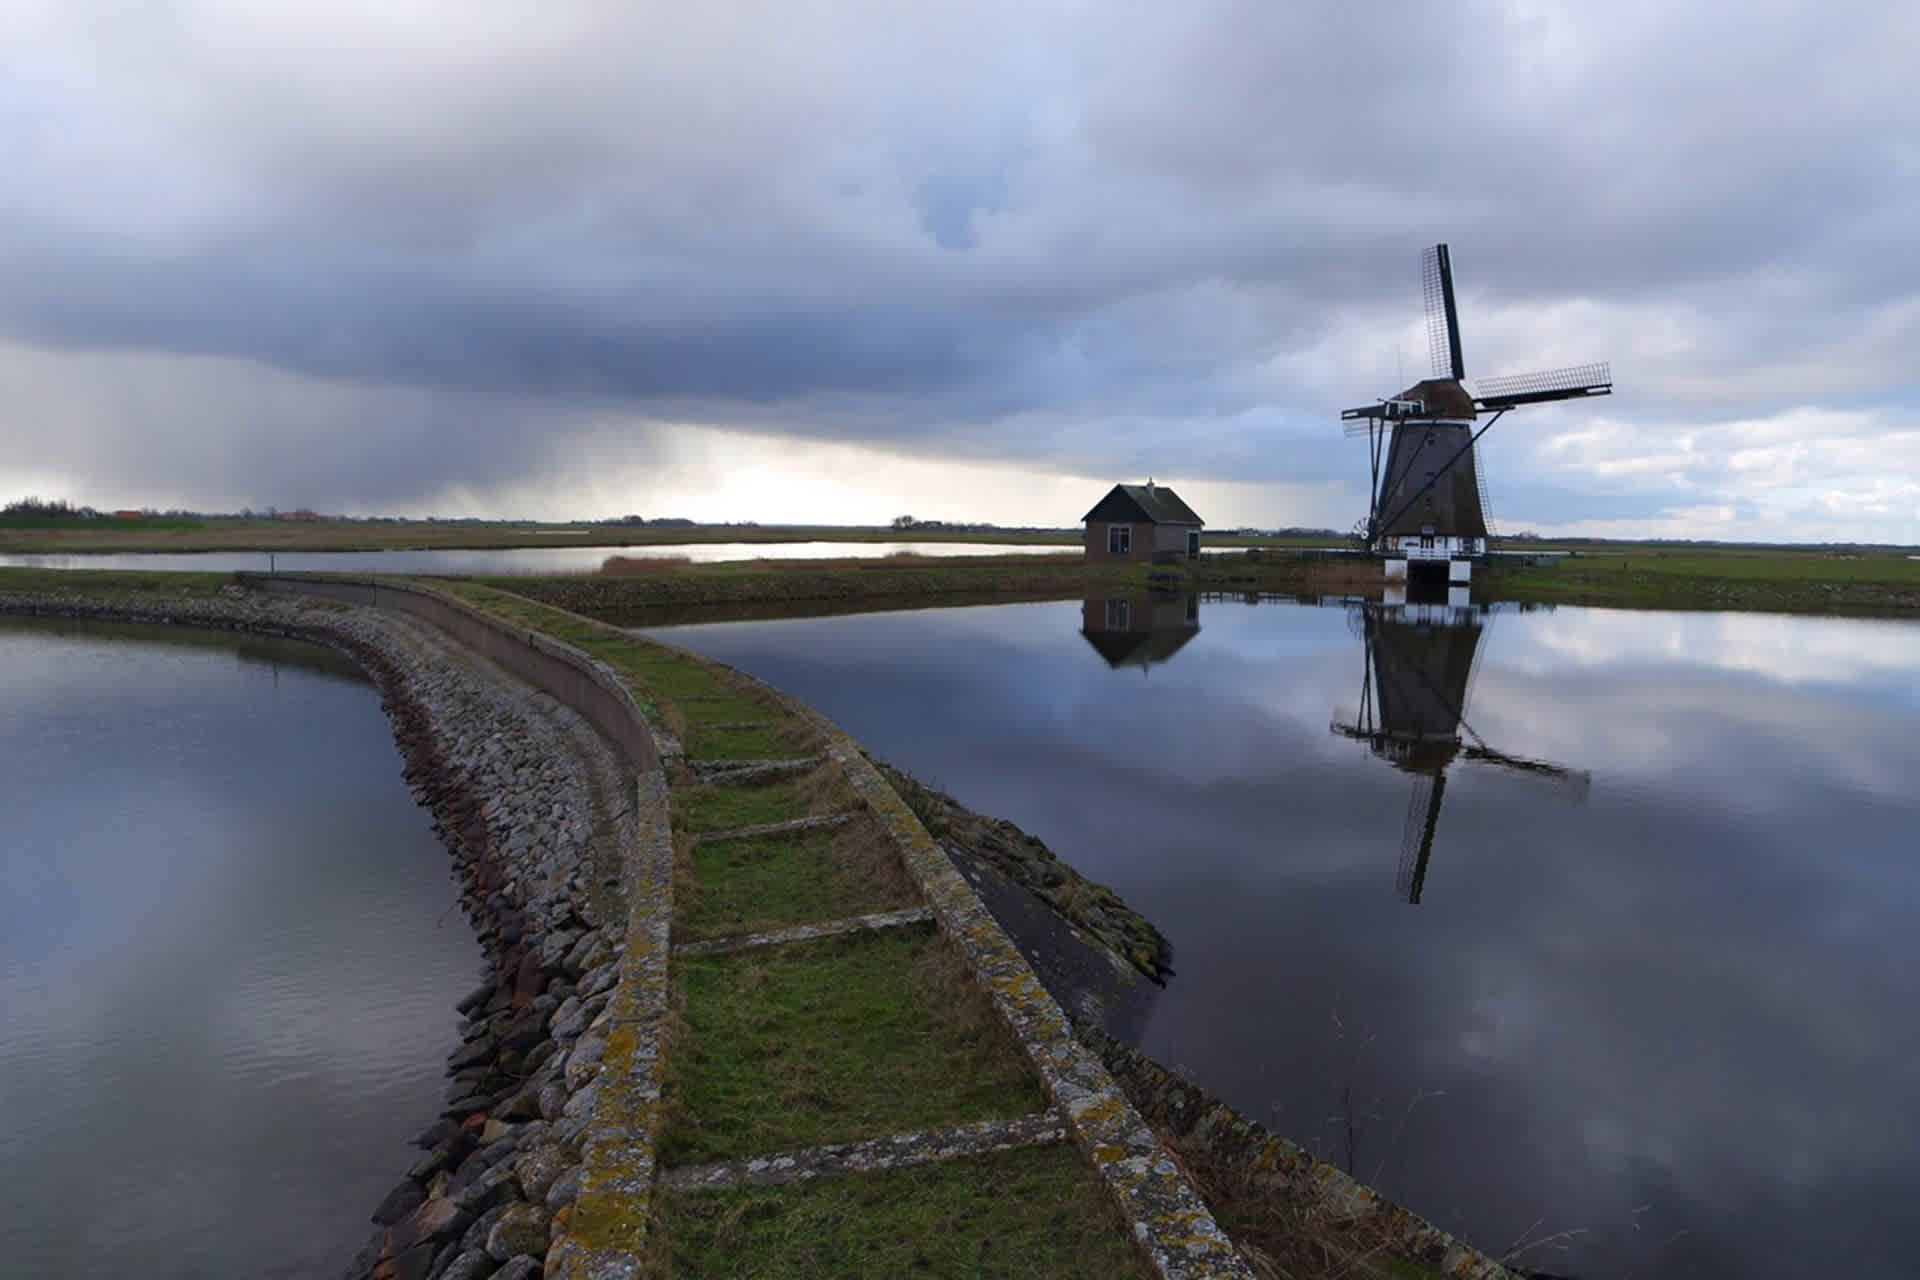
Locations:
0;619;478;1278
0;540;1068;576
645;594;1920;1279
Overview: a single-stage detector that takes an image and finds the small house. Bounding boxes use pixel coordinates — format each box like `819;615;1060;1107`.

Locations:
1082;482;1203;563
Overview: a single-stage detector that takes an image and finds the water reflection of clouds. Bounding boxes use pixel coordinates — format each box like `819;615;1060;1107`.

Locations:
1469;664;1919;804
1503;607;1920;702
1439;826;1920;1271
1;632;477;1276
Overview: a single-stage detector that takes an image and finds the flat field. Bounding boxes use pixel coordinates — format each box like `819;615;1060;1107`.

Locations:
1478;544;1920;614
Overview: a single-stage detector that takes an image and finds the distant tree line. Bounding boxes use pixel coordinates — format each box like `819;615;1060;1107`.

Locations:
890;515;1043;533
4;496;102;519
600;515;698;528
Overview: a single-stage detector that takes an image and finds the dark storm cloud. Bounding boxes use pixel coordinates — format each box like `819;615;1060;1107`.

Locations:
0;1;1915;532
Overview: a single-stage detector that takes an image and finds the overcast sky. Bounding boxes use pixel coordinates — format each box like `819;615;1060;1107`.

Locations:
2;2;1915;541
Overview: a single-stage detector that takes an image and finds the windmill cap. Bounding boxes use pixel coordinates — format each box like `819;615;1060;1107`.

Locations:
1396;378;1478;419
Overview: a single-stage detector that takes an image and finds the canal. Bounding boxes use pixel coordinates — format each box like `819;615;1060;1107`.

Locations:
0;618;477;1278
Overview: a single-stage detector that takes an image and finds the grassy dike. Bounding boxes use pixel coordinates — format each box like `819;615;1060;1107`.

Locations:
433;581;1510;1280
430;582;1162;1279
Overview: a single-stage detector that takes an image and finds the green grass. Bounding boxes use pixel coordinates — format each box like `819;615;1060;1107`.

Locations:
673;774;846;834
661;929;1044;1164
678;823;919;943
655;1143;1150;1280
436;580;750;722
686;722;813;763
676;692;777;723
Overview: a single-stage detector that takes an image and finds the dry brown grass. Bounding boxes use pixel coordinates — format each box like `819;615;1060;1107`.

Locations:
828;813;921;913
793;762;858;816
1157;1132;1420;1280
601;554;695;576
911;925;1026;1066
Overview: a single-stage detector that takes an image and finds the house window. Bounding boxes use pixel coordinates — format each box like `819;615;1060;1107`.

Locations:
1105;600;1131;629
1186;529;1200;557
1107;525;1132;555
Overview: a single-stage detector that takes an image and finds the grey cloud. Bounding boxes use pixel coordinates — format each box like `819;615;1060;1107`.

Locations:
0;2;1915;531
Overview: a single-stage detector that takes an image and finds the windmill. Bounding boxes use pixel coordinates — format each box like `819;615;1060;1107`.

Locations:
1329;598;1589;904
1341;244;1612;585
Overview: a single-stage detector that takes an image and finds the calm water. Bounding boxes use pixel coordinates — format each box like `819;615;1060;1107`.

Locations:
0;619;478;1278
0;540;1066;576
648;595;1920;1279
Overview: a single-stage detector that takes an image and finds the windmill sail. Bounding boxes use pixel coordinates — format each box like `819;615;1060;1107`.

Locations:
1422;244;1465;381
1473;362;1612;410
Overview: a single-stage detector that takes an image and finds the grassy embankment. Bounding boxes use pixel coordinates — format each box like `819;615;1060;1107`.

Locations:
442;582;1468;1278
433;582;1153;1279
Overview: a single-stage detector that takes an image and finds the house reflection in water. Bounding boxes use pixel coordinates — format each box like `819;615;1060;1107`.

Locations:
1331;590;1588;903
1080;592;1201;672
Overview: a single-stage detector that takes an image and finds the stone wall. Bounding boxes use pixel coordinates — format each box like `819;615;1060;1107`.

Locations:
242;574;660;773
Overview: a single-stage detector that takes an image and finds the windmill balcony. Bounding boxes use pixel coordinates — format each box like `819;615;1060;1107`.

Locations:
1391;536;1480;561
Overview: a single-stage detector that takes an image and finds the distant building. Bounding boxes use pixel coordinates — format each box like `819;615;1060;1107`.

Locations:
277;509;323;521
111;509;143;520
1081;482;1203;563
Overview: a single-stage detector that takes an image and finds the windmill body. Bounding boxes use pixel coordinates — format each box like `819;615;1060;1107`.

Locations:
1342;244;1612;585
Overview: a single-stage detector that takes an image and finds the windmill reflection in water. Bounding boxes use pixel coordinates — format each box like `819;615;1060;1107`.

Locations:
1331;588;1590;903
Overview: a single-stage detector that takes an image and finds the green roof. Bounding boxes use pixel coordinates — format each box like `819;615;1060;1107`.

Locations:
1082;484;1204;526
